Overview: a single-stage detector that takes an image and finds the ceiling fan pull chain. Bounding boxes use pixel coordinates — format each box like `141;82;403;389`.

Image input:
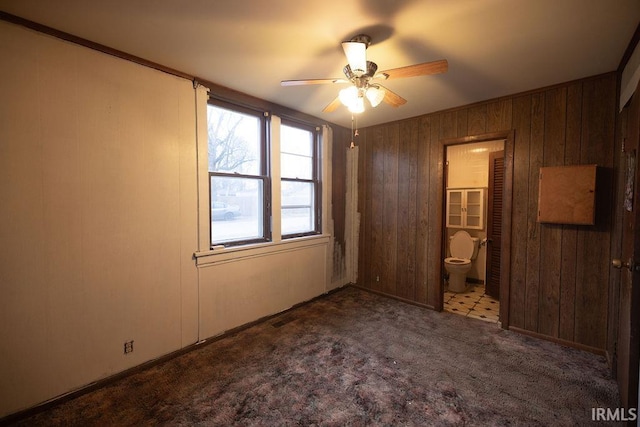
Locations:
350;114;355;149
354;114;359;137
349;114;360;149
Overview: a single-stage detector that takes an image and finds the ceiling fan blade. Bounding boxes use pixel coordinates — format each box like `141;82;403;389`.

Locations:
379;85;407;107
323;96;343;113
281;78;348;86
377;59;448;80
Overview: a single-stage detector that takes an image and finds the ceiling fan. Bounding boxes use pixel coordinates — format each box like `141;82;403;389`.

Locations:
281;34;448;114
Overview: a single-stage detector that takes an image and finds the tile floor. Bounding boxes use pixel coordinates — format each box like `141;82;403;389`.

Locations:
444;283;500;324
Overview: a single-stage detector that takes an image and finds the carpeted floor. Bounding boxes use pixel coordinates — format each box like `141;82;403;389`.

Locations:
12;286;620;426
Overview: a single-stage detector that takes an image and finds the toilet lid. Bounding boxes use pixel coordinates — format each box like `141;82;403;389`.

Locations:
450;230;474;259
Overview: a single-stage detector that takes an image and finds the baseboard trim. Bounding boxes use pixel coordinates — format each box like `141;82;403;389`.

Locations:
508;326;606;356
0;285;350;425
350;284;435;311
0;340;203;425
605;350;616;376
351;289;607;358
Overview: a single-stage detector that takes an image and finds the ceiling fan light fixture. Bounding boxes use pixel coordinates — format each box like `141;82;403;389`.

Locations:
339;86;365;113
339;86;357;105
342;41;367;76
349;97;365;114
366;85;385;107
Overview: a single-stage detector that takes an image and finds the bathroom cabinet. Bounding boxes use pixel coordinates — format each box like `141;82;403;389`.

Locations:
446;188;484;229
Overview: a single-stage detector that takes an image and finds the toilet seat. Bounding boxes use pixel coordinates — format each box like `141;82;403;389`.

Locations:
449;231;474;259
444;257;471;265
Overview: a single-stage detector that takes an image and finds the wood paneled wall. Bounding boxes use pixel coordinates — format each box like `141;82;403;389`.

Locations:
356;72;618;351
331;126;353;256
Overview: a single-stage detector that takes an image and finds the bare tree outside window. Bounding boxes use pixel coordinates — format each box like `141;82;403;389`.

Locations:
207;107;258;175
207;103;267;245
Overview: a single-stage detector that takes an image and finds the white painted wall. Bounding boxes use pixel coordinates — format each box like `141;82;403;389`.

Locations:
0;21;200;416
197;240;329;338
0;21;343;418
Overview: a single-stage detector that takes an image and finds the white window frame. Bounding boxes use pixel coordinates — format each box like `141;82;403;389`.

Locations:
279;118;321;239
206;99;271;247
196;93;327;255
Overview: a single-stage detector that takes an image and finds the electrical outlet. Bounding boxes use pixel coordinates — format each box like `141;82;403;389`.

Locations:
376;275;380;282
124;340;134;354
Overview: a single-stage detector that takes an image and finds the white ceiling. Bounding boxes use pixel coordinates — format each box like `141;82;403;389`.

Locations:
1;0;638;128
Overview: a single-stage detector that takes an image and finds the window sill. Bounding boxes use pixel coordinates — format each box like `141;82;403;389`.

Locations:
194;234;331;267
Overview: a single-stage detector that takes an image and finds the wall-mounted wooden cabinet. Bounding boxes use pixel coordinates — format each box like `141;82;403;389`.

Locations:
446;188;484;229
537;165;597;225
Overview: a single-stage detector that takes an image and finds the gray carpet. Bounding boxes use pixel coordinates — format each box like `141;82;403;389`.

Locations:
12;286;620;426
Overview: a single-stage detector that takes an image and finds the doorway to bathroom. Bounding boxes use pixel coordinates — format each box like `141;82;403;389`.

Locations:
441;134;511;325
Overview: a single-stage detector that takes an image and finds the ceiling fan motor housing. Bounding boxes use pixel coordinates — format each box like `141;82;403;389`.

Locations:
349;34;372;48
343;61;378;86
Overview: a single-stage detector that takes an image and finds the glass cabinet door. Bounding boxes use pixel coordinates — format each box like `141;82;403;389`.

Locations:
446;188;484;230
446;190;463;228
465;189;483;228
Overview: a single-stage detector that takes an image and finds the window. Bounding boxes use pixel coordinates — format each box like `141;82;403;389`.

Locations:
207;101;269;246
280;121;320;238
206;98;322;248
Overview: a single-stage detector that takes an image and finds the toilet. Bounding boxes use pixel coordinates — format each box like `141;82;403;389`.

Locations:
444;230;480;293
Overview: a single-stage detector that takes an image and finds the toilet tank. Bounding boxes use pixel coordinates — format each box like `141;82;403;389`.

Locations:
470;237;480;260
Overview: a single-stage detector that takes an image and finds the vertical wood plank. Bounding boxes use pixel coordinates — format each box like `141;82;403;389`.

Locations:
525;92;545;332
538;87;567;338
406;119;420;300
396;122;411;299
488;100;513;133
440;111;457;140
559;82;582;341
382;123;399;295
396;121;411;299
358;128;371;288
575;75;616;349
509;95;532;328
427;114;444;307
456;109;468;137
369;126;385;292
415;116;432;304
331;127;349;252
467;104;487;135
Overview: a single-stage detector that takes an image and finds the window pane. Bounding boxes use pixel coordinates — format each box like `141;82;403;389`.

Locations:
281;124;313;179
281;181;314;235
211;176;263;244
281;125;312;156
207;104;261;175
281;153;312;179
